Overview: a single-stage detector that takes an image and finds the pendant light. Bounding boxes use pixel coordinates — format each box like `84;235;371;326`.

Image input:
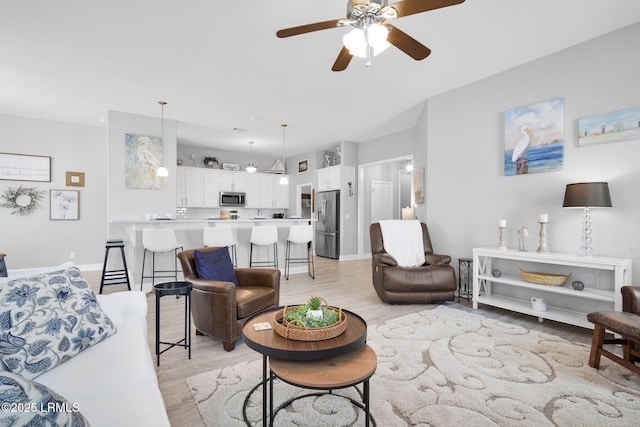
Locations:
245;141;257;173
279;124;288;185
156;101;169;177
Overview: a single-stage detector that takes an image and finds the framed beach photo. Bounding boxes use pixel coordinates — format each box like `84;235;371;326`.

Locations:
50;190;79;220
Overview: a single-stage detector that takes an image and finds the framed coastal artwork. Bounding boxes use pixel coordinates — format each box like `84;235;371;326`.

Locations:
504;97;564;176
50;190;79;220
578;106;640;147
124;133;163;189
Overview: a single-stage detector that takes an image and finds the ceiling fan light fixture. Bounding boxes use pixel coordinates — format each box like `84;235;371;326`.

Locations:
343;28;367;58
367;23;390;53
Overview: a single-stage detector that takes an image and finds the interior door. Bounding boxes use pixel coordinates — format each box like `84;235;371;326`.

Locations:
371;180;393;223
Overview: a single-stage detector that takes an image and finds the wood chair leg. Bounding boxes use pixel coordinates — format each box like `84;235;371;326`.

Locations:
589;324;605;369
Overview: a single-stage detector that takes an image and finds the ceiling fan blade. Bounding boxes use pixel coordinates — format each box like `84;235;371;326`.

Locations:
385;24;431;60
383;0;464;19
276;19;342;38
332;46;353;72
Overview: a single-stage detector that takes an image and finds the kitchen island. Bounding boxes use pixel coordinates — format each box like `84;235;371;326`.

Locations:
110;218;314;292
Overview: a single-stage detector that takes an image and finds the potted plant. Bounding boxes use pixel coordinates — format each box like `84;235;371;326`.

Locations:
203;156;219;168
306;296;324;320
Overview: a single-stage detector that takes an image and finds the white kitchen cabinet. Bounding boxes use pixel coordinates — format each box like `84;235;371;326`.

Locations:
220;170;247;192
317;165;341;192
176;166;204;207
272;174;289;209
472;247;632;329
202;168;221;207
245;173;289;209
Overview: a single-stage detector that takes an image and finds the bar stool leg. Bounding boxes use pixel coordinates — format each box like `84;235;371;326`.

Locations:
120;245;132;291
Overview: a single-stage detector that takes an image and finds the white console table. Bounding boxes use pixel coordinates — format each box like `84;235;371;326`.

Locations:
472;247;632;329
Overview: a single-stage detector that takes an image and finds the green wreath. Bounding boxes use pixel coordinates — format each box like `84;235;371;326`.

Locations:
1;185;44;215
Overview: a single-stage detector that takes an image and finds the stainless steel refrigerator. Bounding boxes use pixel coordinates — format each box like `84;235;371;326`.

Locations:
315;190;340;259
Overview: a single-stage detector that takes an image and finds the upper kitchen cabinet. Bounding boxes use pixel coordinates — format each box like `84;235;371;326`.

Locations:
176;166;204;207
317;165;341;192
220;170;247;192
202;168;222;207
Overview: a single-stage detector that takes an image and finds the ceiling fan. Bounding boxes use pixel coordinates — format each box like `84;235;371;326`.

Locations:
276;0;465;72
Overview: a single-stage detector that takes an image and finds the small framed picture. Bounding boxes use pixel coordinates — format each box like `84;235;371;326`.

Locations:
298;159;308;173
66;171;85;187
50;190;79;220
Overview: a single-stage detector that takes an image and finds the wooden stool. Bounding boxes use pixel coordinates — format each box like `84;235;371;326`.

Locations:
269;345;377;426
587;310;640;375
99;240;131;294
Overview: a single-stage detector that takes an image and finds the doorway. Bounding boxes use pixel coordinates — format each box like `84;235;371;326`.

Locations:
296;183;313;219
357;155;414;256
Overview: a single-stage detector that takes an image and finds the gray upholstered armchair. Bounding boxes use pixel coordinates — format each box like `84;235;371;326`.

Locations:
369;222;456;304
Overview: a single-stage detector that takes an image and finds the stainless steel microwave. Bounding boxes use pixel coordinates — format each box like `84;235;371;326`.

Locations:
219;191;246;207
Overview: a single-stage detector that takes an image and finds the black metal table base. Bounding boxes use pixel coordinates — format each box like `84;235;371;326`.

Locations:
154;281;192;366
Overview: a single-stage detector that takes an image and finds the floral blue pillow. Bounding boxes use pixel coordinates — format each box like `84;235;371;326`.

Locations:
194;247;238;286
0;267;116;379
0;370;89;426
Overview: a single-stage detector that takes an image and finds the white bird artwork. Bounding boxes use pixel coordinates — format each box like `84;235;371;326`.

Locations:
135;136;162;186
511;125;535;162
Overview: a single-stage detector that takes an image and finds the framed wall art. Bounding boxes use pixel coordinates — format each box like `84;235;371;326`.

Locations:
0;153;51;182
124;133;163;190
50;190;79;220
504;97;564;176
578;106;640;146
298;159;308;173
413;166;424;205
66;171;85;187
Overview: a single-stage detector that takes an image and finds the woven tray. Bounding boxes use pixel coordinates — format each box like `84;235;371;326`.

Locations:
272;306;347;341
519;268;571;286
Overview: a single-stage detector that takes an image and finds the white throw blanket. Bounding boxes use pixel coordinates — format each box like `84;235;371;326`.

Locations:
379;220;425;267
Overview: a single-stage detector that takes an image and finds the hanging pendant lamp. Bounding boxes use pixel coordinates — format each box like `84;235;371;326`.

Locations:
246;141;257;173
156;101;169;177
279;124;288;185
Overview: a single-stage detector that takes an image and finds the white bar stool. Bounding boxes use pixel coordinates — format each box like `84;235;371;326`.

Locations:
285;224;315;280
141;228;183;289
203;227;237;267
250;226;278;269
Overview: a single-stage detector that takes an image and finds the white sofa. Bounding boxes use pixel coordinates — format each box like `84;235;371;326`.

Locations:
1;265;170;427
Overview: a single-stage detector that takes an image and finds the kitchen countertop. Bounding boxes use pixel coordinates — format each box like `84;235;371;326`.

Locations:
110;218;315;224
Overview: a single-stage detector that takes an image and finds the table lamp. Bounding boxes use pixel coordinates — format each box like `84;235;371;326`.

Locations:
562;182;612;256
401;207;415;220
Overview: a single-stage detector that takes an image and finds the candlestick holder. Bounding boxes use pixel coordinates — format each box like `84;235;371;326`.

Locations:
517;226;528;251
498;226;507;250
536;222;548;253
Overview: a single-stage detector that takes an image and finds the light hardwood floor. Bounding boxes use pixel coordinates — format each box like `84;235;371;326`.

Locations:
89;257;593;427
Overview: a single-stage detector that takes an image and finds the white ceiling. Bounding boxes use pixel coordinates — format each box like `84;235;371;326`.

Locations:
1;0;639;157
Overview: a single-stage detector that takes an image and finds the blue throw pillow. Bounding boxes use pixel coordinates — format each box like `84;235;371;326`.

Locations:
194;247;238;286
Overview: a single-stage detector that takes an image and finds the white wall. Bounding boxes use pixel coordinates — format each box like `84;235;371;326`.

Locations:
425;23;640;282
0;114;107;268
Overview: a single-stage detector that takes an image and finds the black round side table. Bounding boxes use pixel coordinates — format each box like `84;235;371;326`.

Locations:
153;281;192;366
457;258;473;302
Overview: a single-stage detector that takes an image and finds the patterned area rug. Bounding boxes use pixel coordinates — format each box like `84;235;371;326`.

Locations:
186;306;640;426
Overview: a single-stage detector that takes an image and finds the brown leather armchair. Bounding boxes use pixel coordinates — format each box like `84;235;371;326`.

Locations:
370;222;456;304
177;247;280;351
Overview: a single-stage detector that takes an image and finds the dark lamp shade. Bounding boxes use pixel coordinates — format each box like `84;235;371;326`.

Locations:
562;182;612;208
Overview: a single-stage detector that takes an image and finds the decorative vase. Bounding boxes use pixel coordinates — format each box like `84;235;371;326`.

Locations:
306;309;323;320
492;269;502;278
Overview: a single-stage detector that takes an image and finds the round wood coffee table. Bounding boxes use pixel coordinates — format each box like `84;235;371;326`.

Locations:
242;307;368;426
269;344;377;426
